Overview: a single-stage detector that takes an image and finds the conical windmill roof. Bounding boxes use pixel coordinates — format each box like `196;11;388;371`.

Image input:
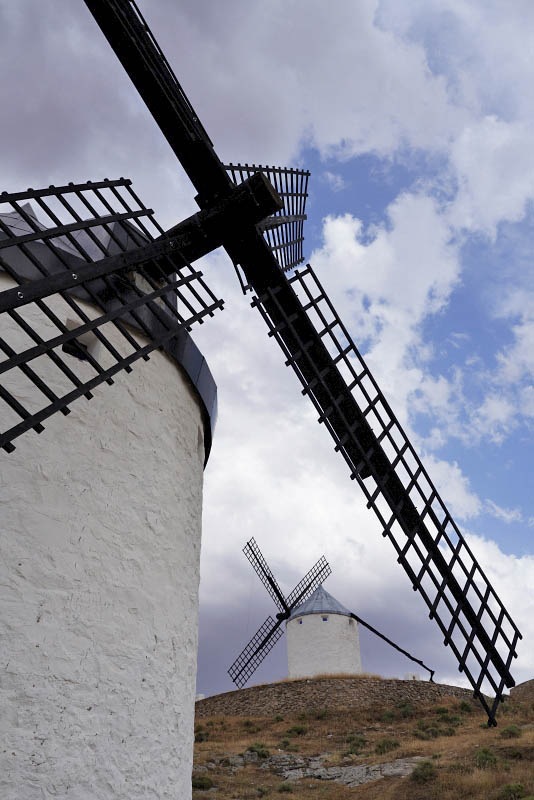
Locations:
288;585;352;620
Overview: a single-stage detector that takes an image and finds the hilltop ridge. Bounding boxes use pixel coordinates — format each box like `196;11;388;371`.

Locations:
195;674;477;719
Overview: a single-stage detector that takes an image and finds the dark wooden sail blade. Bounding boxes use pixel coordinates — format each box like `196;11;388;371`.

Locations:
243;538;288;613
228;616;284;688
286;557;332;611
249;263;521;724
83;0;232;204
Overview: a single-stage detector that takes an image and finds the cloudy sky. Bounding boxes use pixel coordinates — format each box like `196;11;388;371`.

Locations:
3;1;534;698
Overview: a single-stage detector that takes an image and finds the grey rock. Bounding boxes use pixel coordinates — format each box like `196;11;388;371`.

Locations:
277;755;426;787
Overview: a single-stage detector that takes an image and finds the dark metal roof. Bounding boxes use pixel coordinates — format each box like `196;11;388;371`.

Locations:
288;585;352;620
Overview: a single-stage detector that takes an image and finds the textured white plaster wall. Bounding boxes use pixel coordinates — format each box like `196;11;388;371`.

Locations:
0;275;206;800
286;613;362;679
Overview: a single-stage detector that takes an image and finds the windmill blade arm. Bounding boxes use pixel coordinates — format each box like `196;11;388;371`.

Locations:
349;613;435;682
248;262;521;725
286;556;332;610
228;616;284;689
243;538;288;613
83;0;231;202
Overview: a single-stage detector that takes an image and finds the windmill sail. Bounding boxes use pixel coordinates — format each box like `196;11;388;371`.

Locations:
0;179;223;453
243;537;289;613
80;0;521;723
247;262;521;722
286;557;333;610
228;616;284;689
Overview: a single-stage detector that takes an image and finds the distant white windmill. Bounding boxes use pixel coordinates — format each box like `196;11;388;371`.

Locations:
286;585;362;678
228;538;435;687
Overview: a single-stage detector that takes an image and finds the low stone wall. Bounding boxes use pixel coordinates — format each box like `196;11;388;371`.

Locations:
510;679;534;702
195;677;478;718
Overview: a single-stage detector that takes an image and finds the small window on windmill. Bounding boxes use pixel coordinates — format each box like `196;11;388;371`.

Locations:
349;618;354;626
298;619;303;625
322;616;328;622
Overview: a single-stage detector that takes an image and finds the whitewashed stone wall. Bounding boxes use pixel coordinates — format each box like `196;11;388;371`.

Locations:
0;275;206;799
286;613;362;679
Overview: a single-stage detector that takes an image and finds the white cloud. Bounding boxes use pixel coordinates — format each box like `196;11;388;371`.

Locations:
448;117;534;238
485;500;523;525
423;454;481;520
323;171;347;192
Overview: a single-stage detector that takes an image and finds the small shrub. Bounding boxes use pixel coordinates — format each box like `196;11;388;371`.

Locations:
257;788;269;798
410;761;437;783
314;708;328;720
473;747;498;769
346;734;366;749
442;714;462;726
274;714;284;722
504;749;523;760
194;730;209;743
500;725;523;739
375;738;400;755
458;700;475;713
414;719;457;740
345;734;366;755
247;743;270;759
397;702;415;719
286;725;307;737
435;707;449;715
192;774;214;790
381;710;394;722
277;783;294;793
497;784;526;800
279;739;290;749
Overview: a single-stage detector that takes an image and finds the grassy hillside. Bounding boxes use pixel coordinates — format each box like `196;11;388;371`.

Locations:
193;680;534;799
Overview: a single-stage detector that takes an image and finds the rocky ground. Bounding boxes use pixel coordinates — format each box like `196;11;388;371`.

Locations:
192;676;534;799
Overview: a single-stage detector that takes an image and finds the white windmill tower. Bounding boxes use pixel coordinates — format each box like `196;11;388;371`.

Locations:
286;585;362;679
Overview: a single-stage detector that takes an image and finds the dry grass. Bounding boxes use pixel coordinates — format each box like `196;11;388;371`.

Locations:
193;689;534;799
256;672;384;687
